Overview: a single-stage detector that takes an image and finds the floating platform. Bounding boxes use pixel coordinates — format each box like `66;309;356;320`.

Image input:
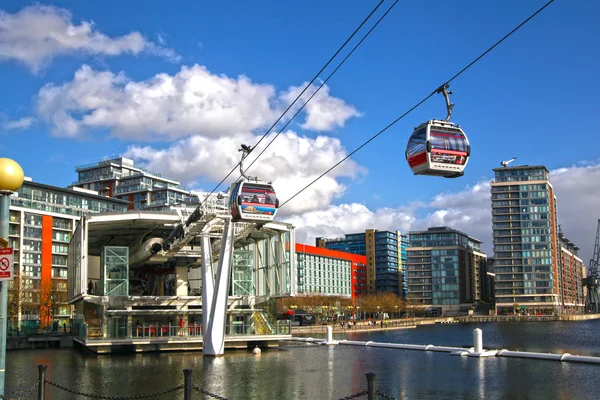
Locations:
74;334;290;354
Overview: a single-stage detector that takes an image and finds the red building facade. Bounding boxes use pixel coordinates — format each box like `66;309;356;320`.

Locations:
295;243;366;300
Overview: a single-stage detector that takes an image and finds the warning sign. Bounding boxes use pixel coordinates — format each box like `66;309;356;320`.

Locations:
0;247;14;281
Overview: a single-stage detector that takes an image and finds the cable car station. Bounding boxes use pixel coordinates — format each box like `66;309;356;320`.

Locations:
66;188;295;354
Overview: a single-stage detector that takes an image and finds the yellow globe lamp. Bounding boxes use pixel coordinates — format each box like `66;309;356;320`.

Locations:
0;158;24;192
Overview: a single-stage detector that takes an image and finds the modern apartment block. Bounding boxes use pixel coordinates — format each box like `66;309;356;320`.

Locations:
491;165;585;315
558;230;585;313
316;230;408;297
7;179;129;331
406;226;487;315
72;157;197;210
295;243;366;299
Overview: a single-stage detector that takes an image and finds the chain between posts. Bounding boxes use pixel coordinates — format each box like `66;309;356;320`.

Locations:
375;390;400;400
191;385;229;400
337;389;368;399
0;380;40;400
45;379;184;399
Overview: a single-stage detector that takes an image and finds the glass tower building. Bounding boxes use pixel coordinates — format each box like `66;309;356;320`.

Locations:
316;230;408;297
490;165;582;315
406;226;487;315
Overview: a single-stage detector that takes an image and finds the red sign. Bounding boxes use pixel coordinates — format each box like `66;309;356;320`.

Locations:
0;247;14;281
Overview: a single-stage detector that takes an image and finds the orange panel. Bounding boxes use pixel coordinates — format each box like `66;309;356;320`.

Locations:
40;215;53;329
128;194;135;210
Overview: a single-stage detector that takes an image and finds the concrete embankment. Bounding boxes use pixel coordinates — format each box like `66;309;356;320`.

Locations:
292;317;458;336
8;335;73;350
456;313;600;323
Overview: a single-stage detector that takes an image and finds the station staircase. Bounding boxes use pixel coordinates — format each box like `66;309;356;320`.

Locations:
252;311;274;335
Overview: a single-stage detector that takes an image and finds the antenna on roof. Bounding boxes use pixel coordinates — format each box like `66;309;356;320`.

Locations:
500;157;517;168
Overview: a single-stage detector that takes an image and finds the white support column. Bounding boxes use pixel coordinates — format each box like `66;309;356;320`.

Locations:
204;218;234;356
201;235;214;346
288;229;297;296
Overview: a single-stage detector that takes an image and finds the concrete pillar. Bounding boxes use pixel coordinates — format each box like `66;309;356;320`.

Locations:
102;306;108;339
126;306;132;338
175;266;188;296
201;236;214;347
204;219;234;356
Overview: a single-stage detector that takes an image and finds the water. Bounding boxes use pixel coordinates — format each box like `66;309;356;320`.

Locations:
6;321;600;399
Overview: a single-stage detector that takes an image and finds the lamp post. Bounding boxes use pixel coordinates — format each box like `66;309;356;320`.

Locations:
0;158;24;395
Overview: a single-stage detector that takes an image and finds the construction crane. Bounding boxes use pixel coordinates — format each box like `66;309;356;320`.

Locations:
584;219;600;313
500;157;517;168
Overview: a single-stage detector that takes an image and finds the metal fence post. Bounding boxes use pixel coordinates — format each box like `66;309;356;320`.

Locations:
365;371;376;400
37;364;47;400
183;368;192;400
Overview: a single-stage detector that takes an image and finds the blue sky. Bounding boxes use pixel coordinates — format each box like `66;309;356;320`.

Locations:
1;0;599;259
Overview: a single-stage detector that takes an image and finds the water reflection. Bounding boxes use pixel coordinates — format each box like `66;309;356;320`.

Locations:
5;321;600;400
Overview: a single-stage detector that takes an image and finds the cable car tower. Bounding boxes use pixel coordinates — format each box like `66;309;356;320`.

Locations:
584;220;600;313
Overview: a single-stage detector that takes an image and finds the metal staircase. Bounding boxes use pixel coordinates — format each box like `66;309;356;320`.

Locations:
252;311;274;334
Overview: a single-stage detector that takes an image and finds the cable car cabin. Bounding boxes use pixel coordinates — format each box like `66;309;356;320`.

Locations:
229;181;278;223
405;119;470;178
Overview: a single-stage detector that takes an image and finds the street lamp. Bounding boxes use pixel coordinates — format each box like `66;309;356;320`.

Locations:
0;158;24;396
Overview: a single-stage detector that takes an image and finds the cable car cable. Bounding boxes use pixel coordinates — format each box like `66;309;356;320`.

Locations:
279;0;555;209
193;0;389;209
241;0;400;177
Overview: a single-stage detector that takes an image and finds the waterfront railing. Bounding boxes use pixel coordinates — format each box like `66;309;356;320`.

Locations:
2;365;393;400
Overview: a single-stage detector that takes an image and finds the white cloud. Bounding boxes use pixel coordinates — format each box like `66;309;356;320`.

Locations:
281;82;362;131
124;130;366;215
0;5;178;72
290;163;600;264
3;117;34;130
37;64;361;140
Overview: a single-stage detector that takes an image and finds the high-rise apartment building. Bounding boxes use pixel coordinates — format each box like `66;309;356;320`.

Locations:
8;179;129;331
72;157;197;210
406;226;487;315
295;243;366;299
491;165;585;315
316;230;408;297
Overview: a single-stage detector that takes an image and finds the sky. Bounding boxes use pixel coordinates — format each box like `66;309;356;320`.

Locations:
1;0;599;263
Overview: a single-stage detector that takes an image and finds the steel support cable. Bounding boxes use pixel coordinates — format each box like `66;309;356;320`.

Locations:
192;0;387;209
279;0;555;209
241;0;400;177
